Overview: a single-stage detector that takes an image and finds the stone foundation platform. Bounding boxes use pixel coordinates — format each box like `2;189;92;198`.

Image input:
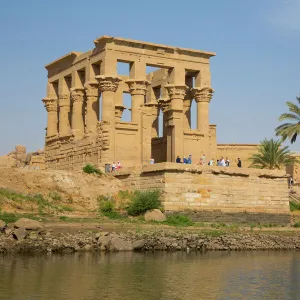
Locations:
114;163;291;225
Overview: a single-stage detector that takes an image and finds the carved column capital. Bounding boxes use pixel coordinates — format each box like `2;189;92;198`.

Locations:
96;75;121;92
165;84;187;100
192;86;214;103
70;87;85;103
58;93;70;107
42;97;58;112
84;81;99;97
125;79;149;96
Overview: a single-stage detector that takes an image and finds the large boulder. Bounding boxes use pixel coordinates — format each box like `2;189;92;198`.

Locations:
98;236;111;247
13;227;27;240
14;218;42;230
109;237;132;251
144;209;166;222
132;239;145;250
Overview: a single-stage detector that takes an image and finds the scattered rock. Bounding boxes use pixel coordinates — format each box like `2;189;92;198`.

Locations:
29;234;38;241
144;209;166;222
13;228;27;240
14;218;42;230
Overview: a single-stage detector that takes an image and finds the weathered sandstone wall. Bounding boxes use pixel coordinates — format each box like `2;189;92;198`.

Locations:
217;144;259;167
114;163;290;225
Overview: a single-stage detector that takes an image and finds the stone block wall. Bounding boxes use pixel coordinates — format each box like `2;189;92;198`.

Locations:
114;163;290;225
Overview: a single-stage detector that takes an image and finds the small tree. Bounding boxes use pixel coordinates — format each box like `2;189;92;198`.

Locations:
249;138;296;170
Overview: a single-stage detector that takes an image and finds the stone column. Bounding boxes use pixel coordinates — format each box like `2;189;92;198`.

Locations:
126;80;149;164
70;87;85;139
125;80;149;123
84;81;99;135
192;86;214;135
58;94;71;137
96;75;121;164
42;97;58;137
165;85;187;162
183;99;192;129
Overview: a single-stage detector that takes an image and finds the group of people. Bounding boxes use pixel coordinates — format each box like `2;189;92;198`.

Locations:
174;154;242;168
111;161;122;172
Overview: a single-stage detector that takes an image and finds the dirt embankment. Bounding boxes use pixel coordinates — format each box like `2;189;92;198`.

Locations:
0;167;124;216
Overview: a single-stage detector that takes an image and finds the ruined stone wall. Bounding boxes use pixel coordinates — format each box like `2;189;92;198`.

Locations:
45;135;102;170
114;163;290;224
217;144;259;167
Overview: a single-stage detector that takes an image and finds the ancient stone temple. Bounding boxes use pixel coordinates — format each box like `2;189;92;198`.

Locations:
43;36;216;170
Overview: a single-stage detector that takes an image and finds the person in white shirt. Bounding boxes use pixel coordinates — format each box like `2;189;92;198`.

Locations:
111;162;116;172
209;159;214;166
150;157;155;164
220;157;226;167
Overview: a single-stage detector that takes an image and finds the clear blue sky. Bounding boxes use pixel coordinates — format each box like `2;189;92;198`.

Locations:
0;0;299;155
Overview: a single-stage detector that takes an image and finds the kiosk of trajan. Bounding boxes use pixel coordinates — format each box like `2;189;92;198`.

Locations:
42;36;291;224
43;36;216;170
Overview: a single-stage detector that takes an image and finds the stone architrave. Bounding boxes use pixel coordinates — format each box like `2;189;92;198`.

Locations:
192;86;214;135
165;84;187;162
70;87;85;139
84;81;99;135
58;94;71;137
96;75;121;163
42;97;58;137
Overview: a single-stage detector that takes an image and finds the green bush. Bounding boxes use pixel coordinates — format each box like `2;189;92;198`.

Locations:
289;201;300;211
293;222;300;228
164;214;193;227
126;190;161;216
98;196;122;219
83;164;102;175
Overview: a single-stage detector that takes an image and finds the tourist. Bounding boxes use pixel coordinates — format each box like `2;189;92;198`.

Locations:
176;155;181;163
208;159;214;166
201;154;206;165
187;155;192;164
197;158;203;165
220;157;226;167
116;161;122;170
225;157;230;167
237;158;242;168
111;162;116;172
150;157;155;164
183;156;188;164
217;159;220;166
289;177;294;188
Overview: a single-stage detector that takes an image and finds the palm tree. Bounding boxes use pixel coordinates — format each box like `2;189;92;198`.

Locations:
249;138;296;170
275;96;300;143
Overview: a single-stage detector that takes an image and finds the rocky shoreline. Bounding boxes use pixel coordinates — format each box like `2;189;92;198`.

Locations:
1;218;300;253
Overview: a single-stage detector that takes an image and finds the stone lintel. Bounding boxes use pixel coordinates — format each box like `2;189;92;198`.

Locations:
183;130;204;137
93;36;216;58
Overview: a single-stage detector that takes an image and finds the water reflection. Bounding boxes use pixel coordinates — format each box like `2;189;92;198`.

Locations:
0;251;299;300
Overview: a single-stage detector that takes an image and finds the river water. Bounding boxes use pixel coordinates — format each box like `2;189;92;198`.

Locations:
1;251;300;300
